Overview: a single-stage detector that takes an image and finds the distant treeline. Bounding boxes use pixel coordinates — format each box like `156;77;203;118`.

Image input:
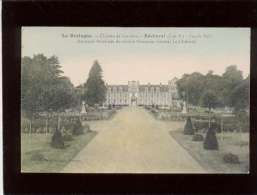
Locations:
21;54;249;119
176;66;249;113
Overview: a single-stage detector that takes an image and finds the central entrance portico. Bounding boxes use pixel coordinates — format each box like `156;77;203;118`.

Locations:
104;78;181;108
128;80;139;106
130;93;137;106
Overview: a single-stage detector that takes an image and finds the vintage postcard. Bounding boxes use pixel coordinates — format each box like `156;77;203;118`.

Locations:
21;27;250;173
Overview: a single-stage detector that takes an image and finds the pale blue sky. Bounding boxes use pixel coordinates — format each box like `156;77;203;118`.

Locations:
22;27;250;86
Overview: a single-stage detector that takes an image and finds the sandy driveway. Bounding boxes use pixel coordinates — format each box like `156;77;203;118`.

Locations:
61;106;205;173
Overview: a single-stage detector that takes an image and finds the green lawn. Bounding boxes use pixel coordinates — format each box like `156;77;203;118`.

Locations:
21;131;97;173
170;130;249;173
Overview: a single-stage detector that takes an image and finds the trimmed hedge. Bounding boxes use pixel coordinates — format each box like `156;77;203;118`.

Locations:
21;115;94;134
148;109;249;133
192;116;248;133
62;125;73;141
80;110;116;121
223;153;240;164
70;118;84;136
21;117;58;134
63;134;73;141
31;152;48;161
192;134;204;141
193;120;221;132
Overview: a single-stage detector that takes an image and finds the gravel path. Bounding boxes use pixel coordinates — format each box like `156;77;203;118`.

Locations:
61;106;205;173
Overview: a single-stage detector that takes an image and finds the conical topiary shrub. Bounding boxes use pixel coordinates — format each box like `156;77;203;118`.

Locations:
184;116;194;135
51;127;65;149
72;118;84;136
203;127;219;150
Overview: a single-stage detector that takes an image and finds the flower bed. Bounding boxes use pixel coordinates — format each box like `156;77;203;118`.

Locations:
80;109;116;121
145;107;186;121
21;108;117;134
145;106;249;132
21;115;88;134
192;117;247;133
21;117;58;134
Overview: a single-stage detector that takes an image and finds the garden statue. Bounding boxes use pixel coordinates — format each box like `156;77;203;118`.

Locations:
81;101;87;114
182;101;187;114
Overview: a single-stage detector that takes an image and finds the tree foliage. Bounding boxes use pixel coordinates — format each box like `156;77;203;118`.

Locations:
83;60;107;106
230;75;249;111
21;54;78;117
176;65;249;112
200;90;220;111
222;65;244;106
176;72;205;105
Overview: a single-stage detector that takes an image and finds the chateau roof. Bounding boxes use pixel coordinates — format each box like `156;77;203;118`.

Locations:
139;85;169;92
108;84;170;92
108;85;129;91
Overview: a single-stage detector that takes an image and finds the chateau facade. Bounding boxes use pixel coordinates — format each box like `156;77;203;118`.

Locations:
104;78;180;107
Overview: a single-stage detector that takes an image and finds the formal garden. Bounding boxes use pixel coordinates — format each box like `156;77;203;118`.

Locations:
169;115;249;173
145;66;249;173
21;55;113;172
21;53;249;173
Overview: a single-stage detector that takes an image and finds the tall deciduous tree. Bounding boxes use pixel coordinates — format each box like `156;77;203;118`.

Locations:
204;71;224;107
222;65;243;107
176;65;245;111
21;54;77;117
176;72;205;106
230;75;250;112
200;90;220;111
84;60;107;106
200;90;220;127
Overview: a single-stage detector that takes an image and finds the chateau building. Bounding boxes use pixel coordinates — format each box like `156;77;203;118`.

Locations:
104;78;180;107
